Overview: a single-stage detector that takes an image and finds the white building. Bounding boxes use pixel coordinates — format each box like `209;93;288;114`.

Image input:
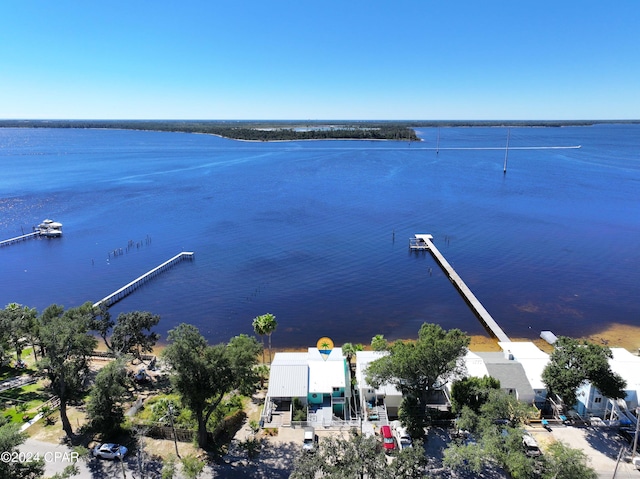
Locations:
264;347;352;426
355;351;403;418
577;347;640;421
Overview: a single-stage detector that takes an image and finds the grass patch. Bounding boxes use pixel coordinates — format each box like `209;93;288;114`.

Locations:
0;381;51;424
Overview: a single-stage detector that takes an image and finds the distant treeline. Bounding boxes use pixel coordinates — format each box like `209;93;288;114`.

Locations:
0;120;419;141
1;119;638;141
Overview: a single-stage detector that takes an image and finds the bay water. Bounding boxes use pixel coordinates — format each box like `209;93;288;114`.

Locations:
1;125;638;347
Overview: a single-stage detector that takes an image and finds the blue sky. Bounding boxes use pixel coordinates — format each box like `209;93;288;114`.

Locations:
1;1;638;120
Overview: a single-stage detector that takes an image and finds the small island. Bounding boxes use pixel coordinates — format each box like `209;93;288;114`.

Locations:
0;119;420;141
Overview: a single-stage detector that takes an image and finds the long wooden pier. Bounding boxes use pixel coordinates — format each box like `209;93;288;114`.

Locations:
94;252;195;308
411;234;511;343
0;232;40;247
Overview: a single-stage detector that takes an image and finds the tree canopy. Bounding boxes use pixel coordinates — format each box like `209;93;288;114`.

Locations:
37;302;98;437
444;389;596;479
86;358;131;436
92;308;160;361
366;323;469;436
162;324;260;448
0;303;38;363
450;375;501;414
541;336;626;407
291;430;426;479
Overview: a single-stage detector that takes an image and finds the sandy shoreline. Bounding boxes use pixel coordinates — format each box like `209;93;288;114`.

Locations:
138;322;640;357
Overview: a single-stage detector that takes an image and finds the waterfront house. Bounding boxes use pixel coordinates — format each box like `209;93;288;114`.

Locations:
355;351;403;420
576;347;640;420
263;347;351;426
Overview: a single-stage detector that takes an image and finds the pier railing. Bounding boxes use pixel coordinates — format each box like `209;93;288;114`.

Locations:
94;251;194;308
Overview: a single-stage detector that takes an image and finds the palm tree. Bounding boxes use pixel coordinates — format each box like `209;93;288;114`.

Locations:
341;342;363;367
252;315;267;364
371;334;388;351
252;313;277;364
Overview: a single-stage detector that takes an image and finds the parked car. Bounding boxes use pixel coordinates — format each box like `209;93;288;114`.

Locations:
380;425;396;451
522;433;541;457
92;443;128;460
302;427;317;452
395;426;413;449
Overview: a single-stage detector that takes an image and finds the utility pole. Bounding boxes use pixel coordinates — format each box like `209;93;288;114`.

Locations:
168;403;180;458
632;406;640;462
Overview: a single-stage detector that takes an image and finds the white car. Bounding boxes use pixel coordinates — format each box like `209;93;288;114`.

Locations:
394;426;413;449
92;443;128;460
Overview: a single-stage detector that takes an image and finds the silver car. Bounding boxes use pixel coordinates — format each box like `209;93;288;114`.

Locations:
92;443;128;460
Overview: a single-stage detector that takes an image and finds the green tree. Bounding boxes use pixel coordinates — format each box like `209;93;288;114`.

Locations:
162;324;234;448
341;342;363;367
111;311;160;362
387;439;427;478
366;323;469;437
252;313;277;364
180;454;205;479
161;455;177;479
227;334;262;395
542;336;626;407
86;358;131;435
370;334;388;351
443;388;597;479
37;302;97;437
542;440;598;479
0;415;44;479
291;430;426;478
0;303;37;363
451;375;501;414
92;309;160;362
292;431;386;479
478;389;537;429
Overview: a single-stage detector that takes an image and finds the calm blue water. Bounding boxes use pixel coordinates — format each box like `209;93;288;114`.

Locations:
1;125;638;347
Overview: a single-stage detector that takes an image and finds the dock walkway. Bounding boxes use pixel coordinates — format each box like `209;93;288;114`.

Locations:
411;234;510;343
94;251;194;308
0;232;39;247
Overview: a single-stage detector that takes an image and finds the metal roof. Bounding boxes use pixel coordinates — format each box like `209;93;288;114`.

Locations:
267;363;308;398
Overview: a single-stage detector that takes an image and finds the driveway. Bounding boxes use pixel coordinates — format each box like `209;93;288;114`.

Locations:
529;424;640;479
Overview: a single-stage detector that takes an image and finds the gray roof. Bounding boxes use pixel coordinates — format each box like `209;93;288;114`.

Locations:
477;352;534;400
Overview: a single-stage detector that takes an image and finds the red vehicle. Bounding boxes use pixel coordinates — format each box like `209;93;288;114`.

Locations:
380;425;396;451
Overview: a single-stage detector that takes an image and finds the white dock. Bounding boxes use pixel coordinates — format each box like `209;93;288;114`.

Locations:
94;252;195;308
0;232;39;247
411;234;511;343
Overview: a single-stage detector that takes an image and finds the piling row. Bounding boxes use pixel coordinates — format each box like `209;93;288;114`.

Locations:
94;252;195;308
411;234;511;342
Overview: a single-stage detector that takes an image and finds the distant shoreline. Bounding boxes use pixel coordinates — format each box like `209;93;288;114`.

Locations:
1;119;639;142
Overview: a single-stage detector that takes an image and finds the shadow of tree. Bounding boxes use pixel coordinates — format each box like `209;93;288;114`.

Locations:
212;439;299;479
583;427;627;459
